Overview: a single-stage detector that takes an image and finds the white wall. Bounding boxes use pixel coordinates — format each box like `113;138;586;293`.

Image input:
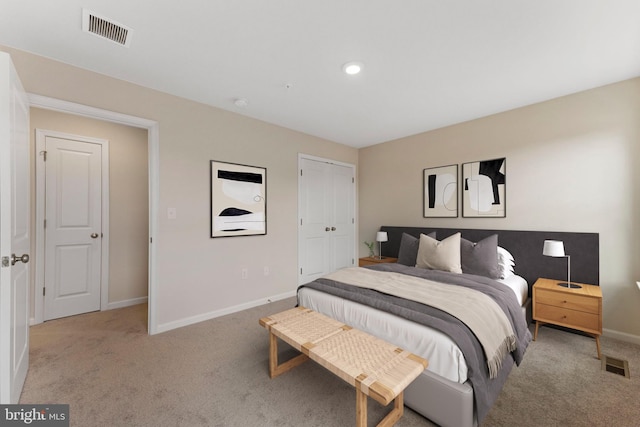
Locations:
359;77;640;342
2;45;358;332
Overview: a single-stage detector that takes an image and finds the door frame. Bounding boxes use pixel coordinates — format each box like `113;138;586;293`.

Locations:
297;153;357;286
28;94;160;335
35;129;110;320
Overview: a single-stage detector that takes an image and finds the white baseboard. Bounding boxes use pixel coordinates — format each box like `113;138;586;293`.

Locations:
155;290;297;334
29;296;149;326
107;296;148;310
603;328;640;346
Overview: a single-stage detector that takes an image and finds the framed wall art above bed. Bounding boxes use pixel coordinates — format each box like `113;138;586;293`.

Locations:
462;157;506;218
423;164;458;217
210;160;266;238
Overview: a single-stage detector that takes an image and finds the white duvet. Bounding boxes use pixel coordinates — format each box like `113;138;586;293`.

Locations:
297;274;528;384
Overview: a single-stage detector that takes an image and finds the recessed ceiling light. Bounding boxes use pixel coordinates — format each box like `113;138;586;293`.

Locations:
342;61;363;75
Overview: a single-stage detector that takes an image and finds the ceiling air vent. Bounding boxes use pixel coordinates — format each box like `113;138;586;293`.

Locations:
82;9;133;47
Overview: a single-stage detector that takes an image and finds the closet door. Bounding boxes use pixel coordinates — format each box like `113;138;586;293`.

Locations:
298;157;355;285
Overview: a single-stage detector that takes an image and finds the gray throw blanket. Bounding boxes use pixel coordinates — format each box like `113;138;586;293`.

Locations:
324;267;517;379
298;263;532;424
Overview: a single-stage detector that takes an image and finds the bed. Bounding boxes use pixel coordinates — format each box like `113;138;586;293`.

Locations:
297;226;599;427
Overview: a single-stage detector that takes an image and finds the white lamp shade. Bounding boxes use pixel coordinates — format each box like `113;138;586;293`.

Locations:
376;231;388;242
543;240;565;257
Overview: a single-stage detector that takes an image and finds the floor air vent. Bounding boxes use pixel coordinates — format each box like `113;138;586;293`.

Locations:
82;9;133;47
601;355;630;378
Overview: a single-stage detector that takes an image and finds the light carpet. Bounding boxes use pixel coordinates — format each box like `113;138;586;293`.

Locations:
20;298;640;426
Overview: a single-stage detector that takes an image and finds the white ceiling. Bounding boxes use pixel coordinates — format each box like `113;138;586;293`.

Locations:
1;1;639;148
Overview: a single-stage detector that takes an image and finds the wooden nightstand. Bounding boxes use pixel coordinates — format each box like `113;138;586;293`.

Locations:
532;277;603;359
358;256;398;267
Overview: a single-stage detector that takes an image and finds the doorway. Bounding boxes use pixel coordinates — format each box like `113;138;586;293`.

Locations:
36;130;107;320
28;95;160;334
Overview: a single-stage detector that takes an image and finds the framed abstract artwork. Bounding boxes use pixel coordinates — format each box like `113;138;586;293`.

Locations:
210;160;266;237
462;157;506;218
423;164;458;217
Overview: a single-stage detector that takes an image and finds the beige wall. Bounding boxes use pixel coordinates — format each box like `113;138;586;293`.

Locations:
29;108;149;311
1;46;358;331
7;43;638;343
359;77;640;342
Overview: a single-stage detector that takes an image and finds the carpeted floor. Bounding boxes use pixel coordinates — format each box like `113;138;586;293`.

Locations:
20;298;640;426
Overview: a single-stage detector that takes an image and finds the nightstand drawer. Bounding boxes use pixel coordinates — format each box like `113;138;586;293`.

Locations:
535;288;599;314
535;304;600;332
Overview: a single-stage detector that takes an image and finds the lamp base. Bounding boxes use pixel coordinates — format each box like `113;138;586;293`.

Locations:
376;255;386;260
557;282;582;289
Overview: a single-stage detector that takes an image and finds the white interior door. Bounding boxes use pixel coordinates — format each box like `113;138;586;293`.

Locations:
42;134;103;321
299;158;331;282
329;164;355;271
0;52;30;404
298;156;355;285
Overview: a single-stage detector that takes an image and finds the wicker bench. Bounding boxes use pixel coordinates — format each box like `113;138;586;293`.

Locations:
259;306;428;427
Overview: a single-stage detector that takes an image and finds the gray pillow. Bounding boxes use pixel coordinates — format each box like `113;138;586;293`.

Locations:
397;232;436;266
460;234;500;279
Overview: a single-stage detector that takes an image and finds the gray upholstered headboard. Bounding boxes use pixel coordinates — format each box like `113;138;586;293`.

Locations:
379;226;599;289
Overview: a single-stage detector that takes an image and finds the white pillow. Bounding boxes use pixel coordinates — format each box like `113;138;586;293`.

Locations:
416;233;462;274
497;246;514;262
497;246;515;279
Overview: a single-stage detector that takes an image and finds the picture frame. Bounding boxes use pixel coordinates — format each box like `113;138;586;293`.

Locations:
210;160;266;237
423;164;458;217
462;157;506;218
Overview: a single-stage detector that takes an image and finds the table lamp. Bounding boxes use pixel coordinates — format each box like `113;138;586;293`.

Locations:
543;240;581;289
376;232;388;259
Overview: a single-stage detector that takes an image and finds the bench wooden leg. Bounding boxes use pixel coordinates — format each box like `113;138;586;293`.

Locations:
268;332;308;378
377;391;403;427
356;388;404;427
356;387;367;427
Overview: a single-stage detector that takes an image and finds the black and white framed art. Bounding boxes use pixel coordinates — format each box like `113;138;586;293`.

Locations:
423;164;458;217
210;160;266;237
462;157;506;218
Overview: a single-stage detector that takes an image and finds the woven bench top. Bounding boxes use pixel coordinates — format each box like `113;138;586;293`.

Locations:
260;306;428;405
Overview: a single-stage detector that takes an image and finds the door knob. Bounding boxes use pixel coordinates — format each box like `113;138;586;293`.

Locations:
325;227;330;232
91;233;99;239
11;254;29;265
331;227;336;231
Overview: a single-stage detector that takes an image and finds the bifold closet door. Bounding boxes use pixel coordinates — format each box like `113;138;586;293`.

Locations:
298;158;355;285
